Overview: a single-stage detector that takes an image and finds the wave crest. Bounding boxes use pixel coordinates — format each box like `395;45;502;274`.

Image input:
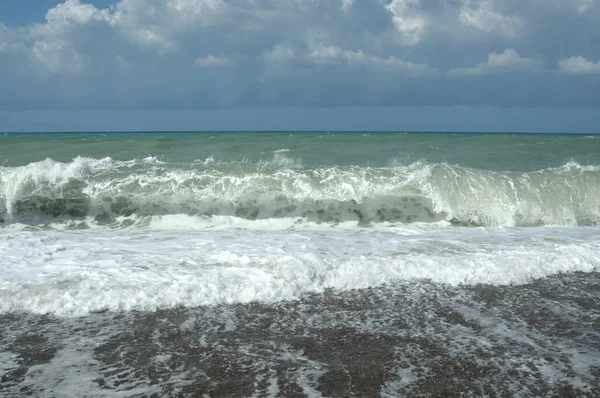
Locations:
2;157;600;228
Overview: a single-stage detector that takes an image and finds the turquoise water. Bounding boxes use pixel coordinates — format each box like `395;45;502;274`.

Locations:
2;132;600;169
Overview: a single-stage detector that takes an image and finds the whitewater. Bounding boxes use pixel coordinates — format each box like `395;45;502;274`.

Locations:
1;132;599;397
4;155;600;228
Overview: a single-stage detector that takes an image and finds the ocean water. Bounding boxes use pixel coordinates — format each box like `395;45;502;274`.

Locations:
1;132;599;397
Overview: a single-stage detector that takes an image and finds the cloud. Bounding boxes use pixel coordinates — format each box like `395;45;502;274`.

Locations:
459;0;523;38
0;22;22;53
343;50;438;75
385;0;526;47
260;39;438;77
385;0;427;46
0;0;599;110
44;0;112;27
195;55;235;67
450;49;542;76
306;43;437;75
23;0;116;74
577;0;595;14
308;43;344;64
262;43;296;65
559;56;600;75
340;0;355;12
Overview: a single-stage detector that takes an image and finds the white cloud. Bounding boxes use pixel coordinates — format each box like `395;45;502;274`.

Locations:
164;0;226;27
576;0;595;14
559;56;600;74
340;0;355;12
306;42;437;75
385;0;427;46
343;50;438;75
449;49;541;75
262;43;295;65
107;0;227;52
195;54;234;67
459;0;523;38
0;23;20;53
44;0;112;28
308;43;344;64
129;28;173;51
32;41;86;74
23;0;116;73
385;0;527;46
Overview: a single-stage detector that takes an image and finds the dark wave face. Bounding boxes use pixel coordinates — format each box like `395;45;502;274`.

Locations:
2;156;600;228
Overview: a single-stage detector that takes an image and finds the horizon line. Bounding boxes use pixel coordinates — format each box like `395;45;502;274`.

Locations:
3;130;600;135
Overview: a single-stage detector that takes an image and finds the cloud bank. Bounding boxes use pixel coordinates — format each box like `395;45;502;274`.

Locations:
0;0;599;110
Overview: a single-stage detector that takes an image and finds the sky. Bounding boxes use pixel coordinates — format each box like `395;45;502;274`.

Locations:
0;0;599;132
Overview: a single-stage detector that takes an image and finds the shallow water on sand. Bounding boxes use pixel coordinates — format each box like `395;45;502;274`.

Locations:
1;273;599;397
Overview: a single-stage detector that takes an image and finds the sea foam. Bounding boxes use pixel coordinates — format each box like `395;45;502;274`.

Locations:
1;226;598;316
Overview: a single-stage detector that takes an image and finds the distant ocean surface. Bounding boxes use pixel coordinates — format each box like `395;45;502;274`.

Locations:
1;132;599;397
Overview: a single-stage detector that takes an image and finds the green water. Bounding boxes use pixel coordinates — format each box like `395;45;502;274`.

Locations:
2;132;600;170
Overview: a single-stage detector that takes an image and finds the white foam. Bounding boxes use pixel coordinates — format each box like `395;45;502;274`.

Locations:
0;319;162;398
558;160;600;172
19;347;158;397
0;157;111;216
141;155;165;164
1;226;599;317
262;153;303;168
381;365;427;397
147;214;312;231
196;155;217;165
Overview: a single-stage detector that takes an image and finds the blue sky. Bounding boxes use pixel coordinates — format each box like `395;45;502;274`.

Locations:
0;0;599;132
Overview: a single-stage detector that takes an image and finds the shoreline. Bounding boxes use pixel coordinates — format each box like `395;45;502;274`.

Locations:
2;272;599;397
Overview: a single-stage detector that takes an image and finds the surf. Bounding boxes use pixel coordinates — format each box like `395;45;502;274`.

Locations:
2;156;600;228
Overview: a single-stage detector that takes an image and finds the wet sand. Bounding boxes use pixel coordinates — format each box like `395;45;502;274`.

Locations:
1;272;599;397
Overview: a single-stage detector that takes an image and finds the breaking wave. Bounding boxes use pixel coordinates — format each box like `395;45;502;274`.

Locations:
2;156;600;228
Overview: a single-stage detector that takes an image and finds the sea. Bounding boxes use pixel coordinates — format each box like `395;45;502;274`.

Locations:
1;132;599;397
